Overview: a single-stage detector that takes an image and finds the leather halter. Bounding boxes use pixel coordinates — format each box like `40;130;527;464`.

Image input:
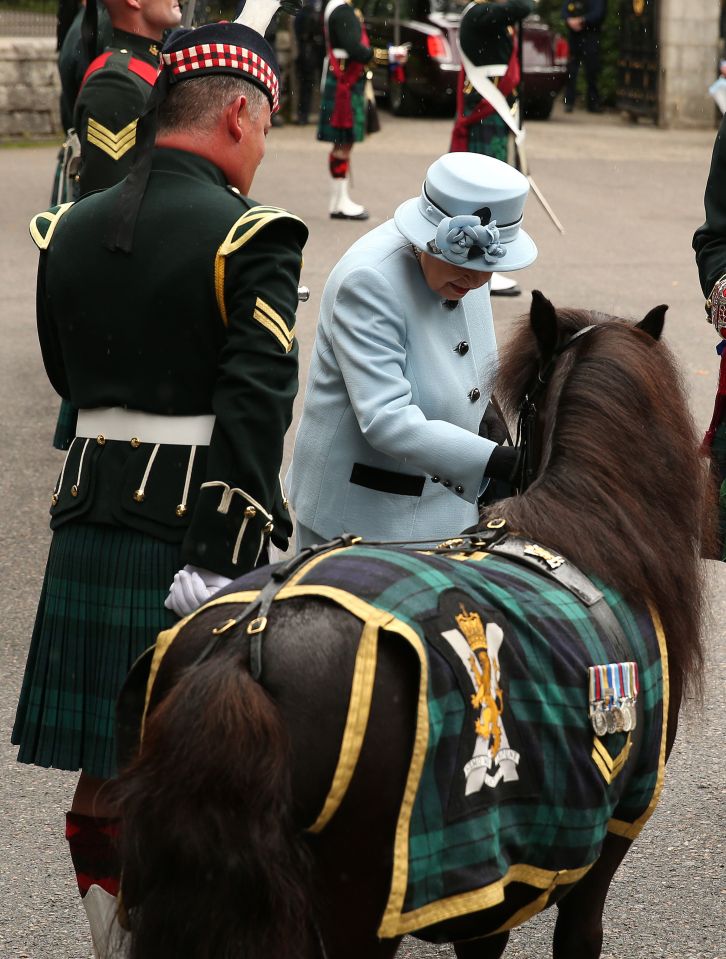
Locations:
514;325;597;493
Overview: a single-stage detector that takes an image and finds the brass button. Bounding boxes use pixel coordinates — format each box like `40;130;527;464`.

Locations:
468;388;481;402
51;493;58;506
130;437;141;448
96;434;105;446
175;504;188;517
454;341;469;355
263;521;274;533
71;484;79;497
133;489;145;503
244;506;257;518
282;497;289;510
706;298;712;310
455;484;464;494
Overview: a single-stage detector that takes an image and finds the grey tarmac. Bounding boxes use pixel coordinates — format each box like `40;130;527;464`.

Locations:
1;106;723;958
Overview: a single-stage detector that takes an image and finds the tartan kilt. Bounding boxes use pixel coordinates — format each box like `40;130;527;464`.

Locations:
12;522;180;779
463;110;510;161
317;70;366;144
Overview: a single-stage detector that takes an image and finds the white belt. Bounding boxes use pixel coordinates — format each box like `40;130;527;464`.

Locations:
76;407;215;446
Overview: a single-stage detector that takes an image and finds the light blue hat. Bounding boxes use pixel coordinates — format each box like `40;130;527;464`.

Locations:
394;152;537;273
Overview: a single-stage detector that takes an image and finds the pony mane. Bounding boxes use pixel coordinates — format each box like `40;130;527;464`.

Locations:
485;305;715;702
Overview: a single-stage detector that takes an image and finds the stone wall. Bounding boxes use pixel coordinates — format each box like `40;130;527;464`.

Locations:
659;0;720;128
0;38;61;139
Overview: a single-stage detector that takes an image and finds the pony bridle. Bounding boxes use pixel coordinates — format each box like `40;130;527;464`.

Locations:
514;325;597;493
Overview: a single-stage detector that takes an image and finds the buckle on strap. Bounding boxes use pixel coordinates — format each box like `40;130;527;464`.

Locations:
196;534;361;679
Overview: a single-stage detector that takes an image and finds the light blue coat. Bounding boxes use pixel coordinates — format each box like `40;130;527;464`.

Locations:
286;220;499;543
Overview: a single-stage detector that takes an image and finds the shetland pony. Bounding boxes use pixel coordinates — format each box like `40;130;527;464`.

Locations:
112;292;713;959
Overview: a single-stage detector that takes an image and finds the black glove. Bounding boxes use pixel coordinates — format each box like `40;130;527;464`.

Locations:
484;444;520;483
478;400;509;445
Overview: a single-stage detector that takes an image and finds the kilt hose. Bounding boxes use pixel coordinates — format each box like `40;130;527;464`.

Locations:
317;70;366;144
710;416;726;559
13;522;180;779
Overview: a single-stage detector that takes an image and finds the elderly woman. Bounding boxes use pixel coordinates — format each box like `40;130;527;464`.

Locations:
286;151;537;547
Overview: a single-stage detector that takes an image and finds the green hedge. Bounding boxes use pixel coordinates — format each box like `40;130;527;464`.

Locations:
537;0;621;105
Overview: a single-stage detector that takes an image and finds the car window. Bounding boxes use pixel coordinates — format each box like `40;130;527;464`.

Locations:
371;0;395;17
430;0;469;14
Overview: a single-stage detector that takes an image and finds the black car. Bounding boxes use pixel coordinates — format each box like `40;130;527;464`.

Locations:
356;0;568;119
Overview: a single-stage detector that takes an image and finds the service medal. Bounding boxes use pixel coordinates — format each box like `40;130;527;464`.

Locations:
605;708;618;734
591;706;607;737
621;699;633;732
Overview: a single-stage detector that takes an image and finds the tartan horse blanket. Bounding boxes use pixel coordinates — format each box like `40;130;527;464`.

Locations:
146;539;667;939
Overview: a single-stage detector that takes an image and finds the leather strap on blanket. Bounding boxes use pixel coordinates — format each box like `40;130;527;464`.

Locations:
434;521;633;663
195;534;362;678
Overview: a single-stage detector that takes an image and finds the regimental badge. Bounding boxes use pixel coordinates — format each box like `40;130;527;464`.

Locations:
588;661;639;736
441;605;521;794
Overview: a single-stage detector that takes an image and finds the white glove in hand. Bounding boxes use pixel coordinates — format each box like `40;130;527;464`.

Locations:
388;44;409;64
164;564;232;618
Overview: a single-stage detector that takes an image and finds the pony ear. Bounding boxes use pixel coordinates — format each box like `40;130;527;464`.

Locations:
635;304;667;340
530;290;559;361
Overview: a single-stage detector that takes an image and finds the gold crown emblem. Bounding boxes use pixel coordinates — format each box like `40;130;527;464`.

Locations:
455;605;487;651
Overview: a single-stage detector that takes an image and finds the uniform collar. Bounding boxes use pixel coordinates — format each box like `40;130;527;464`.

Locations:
150;147;232;189
111;28;162;64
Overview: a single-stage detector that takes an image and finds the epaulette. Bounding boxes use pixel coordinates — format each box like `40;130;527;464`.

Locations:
217;205;306;258
29;202;74;251
214;205;307;329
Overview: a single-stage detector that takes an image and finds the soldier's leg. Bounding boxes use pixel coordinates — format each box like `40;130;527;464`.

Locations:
583;31;603;111
329;142;369;220
66;772;121;898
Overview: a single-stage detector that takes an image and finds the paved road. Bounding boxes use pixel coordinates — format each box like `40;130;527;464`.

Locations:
1;107;724;958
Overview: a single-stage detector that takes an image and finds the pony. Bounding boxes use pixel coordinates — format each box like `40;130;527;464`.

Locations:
111;291;714;959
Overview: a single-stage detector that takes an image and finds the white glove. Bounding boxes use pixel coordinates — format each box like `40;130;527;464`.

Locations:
388;44;409;65
164;564;232;618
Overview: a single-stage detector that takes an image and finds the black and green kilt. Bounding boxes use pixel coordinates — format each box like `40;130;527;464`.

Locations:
12;522;180;779
317;70;366;144
464;109;510;161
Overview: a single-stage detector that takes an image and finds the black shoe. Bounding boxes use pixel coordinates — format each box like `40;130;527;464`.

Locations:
564;101;574;113
330;209;370;221
587;104;604;114
491;283;521;297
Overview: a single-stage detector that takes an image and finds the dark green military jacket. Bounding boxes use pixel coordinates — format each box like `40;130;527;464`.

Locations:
73;27;160;197
58;2;112;132
693;112;726;299
459;0;533;68
30;148;308;578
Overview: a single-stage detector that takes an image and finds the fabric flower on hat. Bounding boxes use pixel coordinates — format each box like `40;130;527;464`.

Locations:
432;214;505;266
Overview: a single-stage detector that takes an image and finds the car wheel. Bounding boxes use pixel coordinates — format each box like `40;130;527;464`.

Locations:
388;79;422;117
522;96;554;121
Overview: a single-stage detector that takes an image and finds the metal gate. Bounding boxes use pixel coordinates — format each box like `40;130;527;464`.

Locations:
616;0;659;121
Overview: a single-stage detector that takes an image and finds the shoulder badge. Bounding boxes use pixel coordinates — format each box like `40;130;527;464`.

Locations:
29;203;74;251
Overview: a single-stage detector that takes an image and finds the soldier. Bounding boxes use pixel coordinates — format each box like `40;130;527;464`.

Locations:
12;6;307;948
73;0;182;198
318;0;406;220
51;0;181;454
450;0;534;296
57;0;112;137
693;112;726;561
561;0;606;114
